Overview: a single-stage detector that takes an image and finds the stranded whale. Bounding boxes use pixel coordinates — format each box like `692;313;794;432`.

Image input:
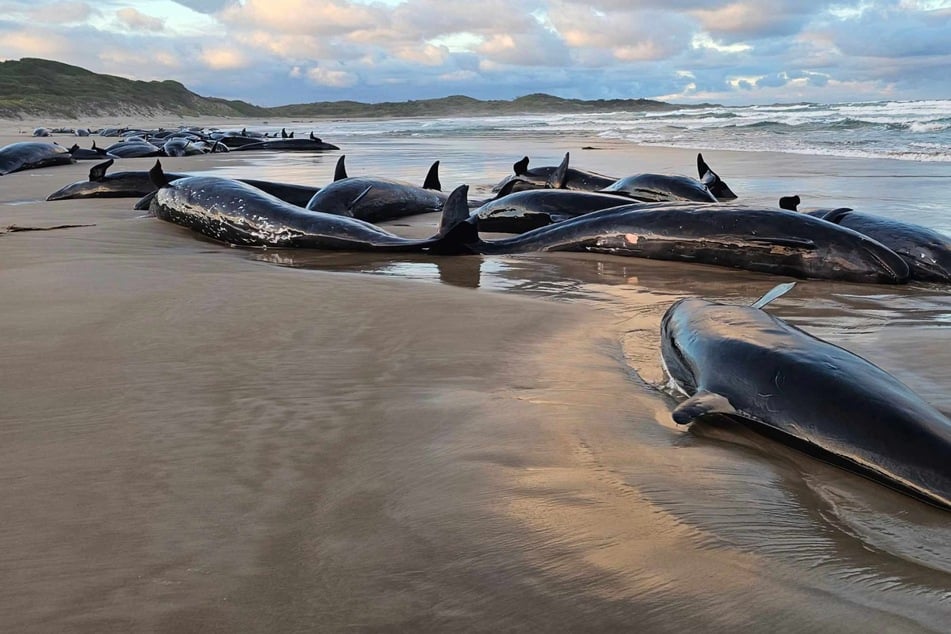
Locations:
661;283;951;509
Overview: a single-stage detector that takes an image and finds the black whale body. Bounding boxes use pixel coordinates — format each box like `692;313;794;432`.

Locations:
661;286;951;509
470;189;633;233
46;159;321;206
442;197;910;283
806;208;951;283
0;142;74;175
599;173;718;203
147;162;462;252
491;153;617;193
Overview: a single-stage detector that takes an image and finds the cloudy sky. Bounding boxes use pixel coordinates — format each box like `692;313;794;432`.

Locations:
1;0;950;106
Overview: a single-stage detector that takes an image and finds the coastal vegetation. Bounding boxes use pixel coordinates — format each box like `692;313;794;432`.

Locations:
0;58;687;120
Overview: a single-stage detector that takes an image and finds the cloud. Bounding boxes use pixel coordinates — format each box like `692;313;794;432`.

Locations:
0;0;949;105
306;65;359;87
28;1;93;24
201;46;249;70
116;7;165;31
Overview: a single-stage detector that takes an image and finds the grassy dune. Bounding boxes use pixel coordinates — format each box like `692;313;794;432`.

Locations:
0;58;691;120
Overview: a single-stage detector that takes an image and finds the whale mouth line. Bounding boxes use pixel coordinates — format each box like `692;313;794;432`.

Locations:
863;246;907;282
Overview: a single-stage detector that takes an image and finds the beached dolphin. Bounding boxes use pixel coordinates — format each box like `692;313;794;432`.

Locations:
697;153;737;200
491;153;617;192
437;195;910;283
660;283;951;509
779;197;951;284
470;188;633;233
47;159;321;207
147;161;466;252
0;141;74;175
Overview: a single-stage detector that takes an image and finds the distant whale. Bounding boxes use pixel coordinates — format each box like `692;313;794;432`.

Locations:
661;283;951;509
232;132;339;152
0;142;74;175
47;159;320;207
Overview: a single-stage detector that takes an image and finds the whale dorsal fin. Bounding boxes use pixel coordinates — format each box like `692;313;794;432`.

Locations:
334;155;347;181
817;207;854;224
423;160;441;191
547;152;569;189
89;159;114;181
778;195;800;211
751;282;796;309
429;184;481;254
437;184;471;236
697;153;709;179
513;156;529;176
345;185;373;216
493;178;522;199
672;390;736;425
149;159;170;189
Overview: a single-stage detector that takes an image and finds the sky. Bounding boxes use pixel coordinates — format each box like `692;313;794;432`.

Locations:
1;0;950;106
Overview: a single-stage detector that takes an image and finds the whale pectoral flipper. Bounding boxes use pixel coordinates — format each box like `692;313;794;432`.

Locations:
751;282;797;309
672;391;737;425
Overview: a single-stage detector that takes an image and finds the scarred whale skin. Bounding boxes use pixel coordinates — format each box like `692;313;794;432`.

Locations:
660;288;951;509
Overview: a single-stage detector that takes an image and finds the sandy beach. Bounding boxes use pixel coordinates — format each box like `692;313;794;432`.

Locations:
1;120;949;632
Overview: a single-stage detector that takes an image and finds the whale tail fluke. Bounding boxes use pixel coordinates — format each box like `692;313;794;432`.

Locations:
149;160;170;189
423;160;441;191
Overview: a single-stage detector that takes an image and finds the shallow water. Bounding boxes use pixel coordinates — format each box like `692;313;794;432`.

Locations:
0;128;949;632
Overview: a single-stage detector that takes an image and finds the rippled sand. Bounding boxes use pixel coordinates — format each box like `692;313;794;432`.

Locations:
1;124;949;632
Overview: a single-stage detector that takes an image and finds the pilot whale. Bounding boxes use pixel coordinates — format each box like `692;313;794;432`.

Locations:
437;194;910;284
147;161;466;252
660;283;951;509
47;159;320;207
779;197;951;284
0;142;74;175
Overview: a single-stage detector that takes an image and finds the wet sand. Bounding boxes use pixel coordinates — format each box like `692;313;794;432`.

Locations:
1;122;949;632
